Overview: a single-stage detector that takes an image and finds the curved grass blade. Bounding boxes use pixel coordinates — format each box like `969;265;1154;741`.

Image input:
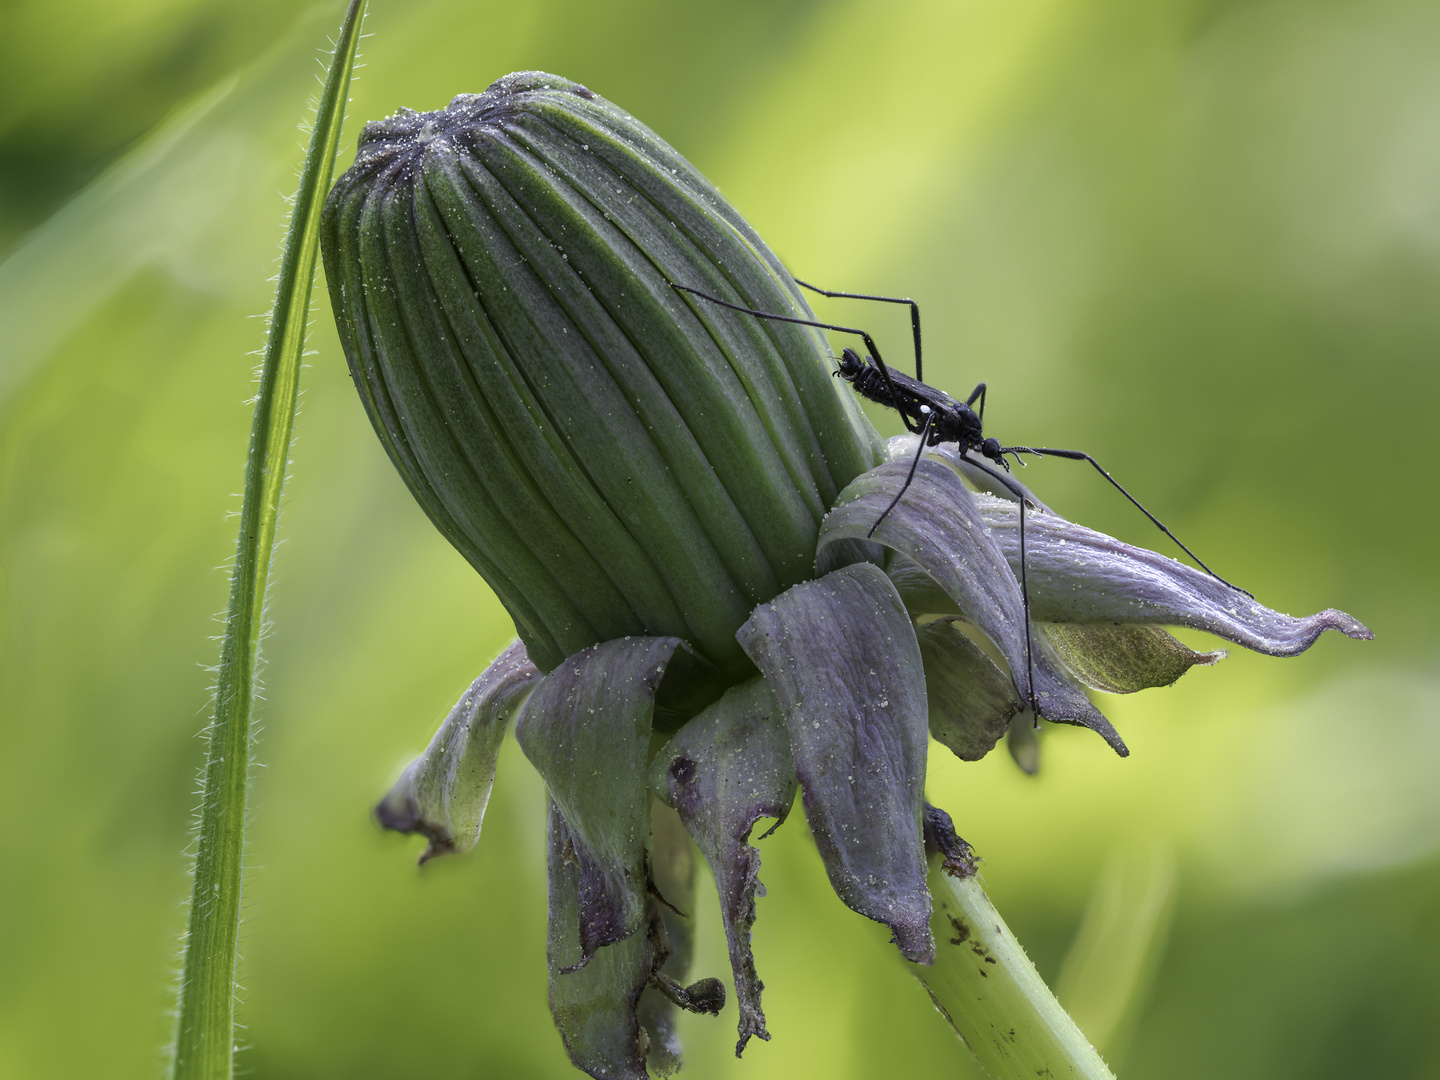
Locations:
170;3;367;1077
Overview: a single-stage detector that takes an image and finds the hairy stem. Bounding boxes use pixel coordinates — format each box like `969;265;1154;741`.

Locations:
170;4;366;1077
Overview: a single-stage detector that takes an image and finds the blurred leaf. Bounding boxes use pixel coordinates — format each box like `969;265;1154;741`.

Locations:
1056;842;1177;1058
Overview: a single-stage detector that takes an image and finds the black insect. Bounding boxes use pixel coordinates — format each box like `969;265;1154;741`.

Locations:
672;278;1248;714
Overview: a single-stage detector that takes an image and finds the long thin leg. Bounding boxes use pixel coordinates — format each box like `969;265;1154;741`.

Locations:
670;283;920;435
1003;445;1252;598
794;278;924;383
1019;491;1034;716
965;382;987;422
957;452;1038;713
869;410;935;538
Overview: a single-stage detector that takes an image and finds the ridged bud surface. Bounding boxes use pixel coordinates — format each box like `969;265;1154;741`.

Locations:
321;72;881;674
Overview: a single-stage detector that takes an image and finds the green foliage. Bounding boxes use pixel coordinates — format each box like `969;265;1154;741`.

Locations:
1;0;1436;1077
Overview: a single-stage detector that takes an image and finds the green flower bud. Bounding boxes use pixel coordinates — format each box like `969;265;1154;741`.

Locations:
320;72;881;677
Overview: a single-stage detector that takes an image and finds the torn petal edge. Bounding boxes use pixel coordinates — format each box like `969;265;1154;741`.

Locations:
545;800;653;1080
651;676;797;1054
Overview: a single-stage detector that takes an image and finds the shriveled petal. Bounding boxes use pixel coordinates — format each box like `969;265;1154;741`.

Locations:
819;459;1031;702
915;620;1020;761
517;636;684;966
736;563;933;963
975;496;1373;654
375;639;539;862
546;801;654;1080
820;459;1129;756
1037;623;1224;694
651;676;798;1055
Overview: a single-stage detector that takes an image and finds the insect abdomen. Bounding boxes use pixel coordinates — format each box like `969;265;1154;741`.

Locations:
850;364;897;407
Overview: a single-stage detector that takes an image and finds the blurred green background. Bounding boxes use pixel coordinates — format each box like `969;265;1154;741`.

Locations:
2;0;1438;1076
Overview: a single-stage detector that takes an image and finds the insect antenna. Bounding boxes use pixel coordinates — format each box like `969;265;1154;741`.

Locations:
1003;444;1252;598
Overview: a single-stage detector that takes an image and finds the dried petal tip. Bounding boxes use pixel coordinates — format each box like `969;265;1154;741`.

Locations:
376;640;538;863
923;804;980;879
975;497;1374;655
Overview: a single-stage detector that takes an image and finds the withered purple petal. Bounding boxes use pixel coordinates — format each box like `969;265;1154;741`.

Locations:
820;459;1128;754
922;803;980;878
1037;623;1224;694
650;676;798;1056
975;497;1374;654
736;563;934;963
517;636;685;965
375;639;539;862
915;620;1019;761
546;801;653;1080
818;458;1034;704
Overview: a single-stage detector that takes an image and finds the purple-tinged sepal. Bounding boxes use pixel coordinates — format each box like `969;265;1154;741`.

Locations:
517;637;686;966
375;639;539;862
821;456;1128;756
737;562;934;963
915;619;1020;761
975;496;1373;654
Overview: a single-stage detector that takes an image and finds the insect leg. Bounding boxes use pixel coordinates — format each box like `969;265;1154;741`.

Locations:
794;278;924;383
869;410;936;538
670;283;922;434
958;453;1038;713
1004;445;1253;598
965;382;988;423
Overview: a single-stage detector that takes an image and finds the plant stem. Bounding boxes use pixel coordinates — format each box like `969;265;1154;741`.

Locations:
170;4;366;1077
911;846;1116;1080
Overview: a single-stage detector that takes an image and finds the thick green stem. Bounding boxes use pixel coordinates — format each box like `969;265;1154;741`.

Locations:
911;850;1116;1080
170;4;365;1077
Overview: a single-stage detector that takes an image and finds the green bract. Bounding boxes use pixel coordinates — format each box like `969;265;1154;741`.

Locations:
322;72;1372;1080
320;71;881;678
